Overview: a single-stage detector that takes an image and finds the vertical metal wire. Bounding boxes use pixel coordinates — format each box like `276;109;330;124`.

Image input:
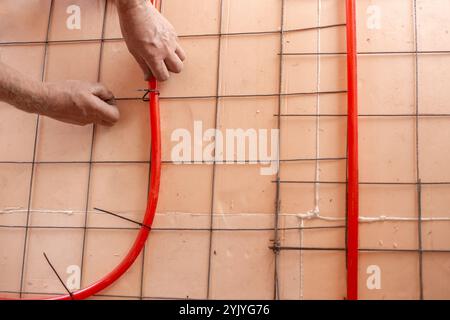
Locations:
412;0;424;300
273;0;286;300
138;155;152;300
313;0;322;224
18;0;55;298
206;0;224;299
79;0;109;289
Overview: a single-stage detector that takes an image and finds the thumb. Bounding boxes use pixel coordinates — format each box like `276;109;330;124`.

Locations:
91;83;116;105
88;94;120;125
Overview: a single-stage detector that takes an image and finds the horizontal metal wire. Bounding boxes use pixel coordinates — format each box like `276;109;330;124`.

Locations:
282;50;450;56
272;246;450;253
0;23;347;46
0;289;194;300
275;113;450;118
0;224;345;232
143;90;348;101
275;180;450;186
0;157;347;165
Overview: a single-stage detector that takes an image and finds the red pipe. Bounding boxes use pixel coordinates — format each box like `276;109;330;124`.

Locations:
3;0;357;301
2;0;161;300
345;0;359;300
49;77;161;301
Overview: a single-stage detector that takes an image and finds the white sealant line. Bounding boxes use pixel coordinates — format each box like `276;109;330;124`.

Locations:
297;0;323;300
313;0;322;217
1;208;450;223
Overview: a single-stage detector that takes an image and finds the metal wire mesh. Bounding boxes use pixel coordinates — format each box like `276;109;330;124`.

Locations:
0;0;449;300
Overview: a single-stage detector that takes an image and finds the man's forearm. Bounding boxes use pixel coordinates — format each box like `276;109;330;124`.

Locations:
0;61;120;126
115;0;158;23
115;0;148;12
0;61;47;114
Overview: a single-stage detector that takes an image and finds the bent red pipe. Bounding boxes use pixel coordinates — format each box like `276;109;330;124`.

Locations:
49;0;162;300
1;0;161;300
49;78;161;301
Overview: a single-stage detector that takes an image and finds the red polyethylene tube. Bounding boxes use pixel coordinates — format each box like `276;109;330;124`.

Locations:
345;0;359;301
1;0;161;300
48;78;161;301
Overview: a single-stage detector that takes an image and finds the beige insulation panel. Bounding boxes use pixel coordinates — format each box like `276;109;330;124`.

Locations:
0;0;450;300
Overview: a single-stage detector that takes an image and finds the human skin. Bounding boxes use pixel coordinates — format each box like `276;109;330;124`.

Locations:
116;0;186;81
0;62;119;126
0;0;185;126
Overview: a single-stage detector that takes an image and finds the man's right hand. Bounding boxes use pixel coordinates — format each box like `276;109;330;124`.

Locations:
0;62;120;127
116;0;186;81
40;81;120;126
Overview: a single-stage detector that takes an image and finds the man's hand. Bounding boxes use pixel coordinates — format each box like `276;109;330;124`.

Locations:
0;62;120;126
116;0;186;81
41;81;119;126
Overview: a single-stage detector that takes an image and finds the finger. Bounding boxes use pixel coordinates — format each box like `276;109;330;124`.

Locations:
89;112;113;127
96;119;115;127
148;59;170;81
55;117;86;126
91;83;115;103
89;95;120;124
164;52;183;74
175;44;187;62
134;54;153;81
